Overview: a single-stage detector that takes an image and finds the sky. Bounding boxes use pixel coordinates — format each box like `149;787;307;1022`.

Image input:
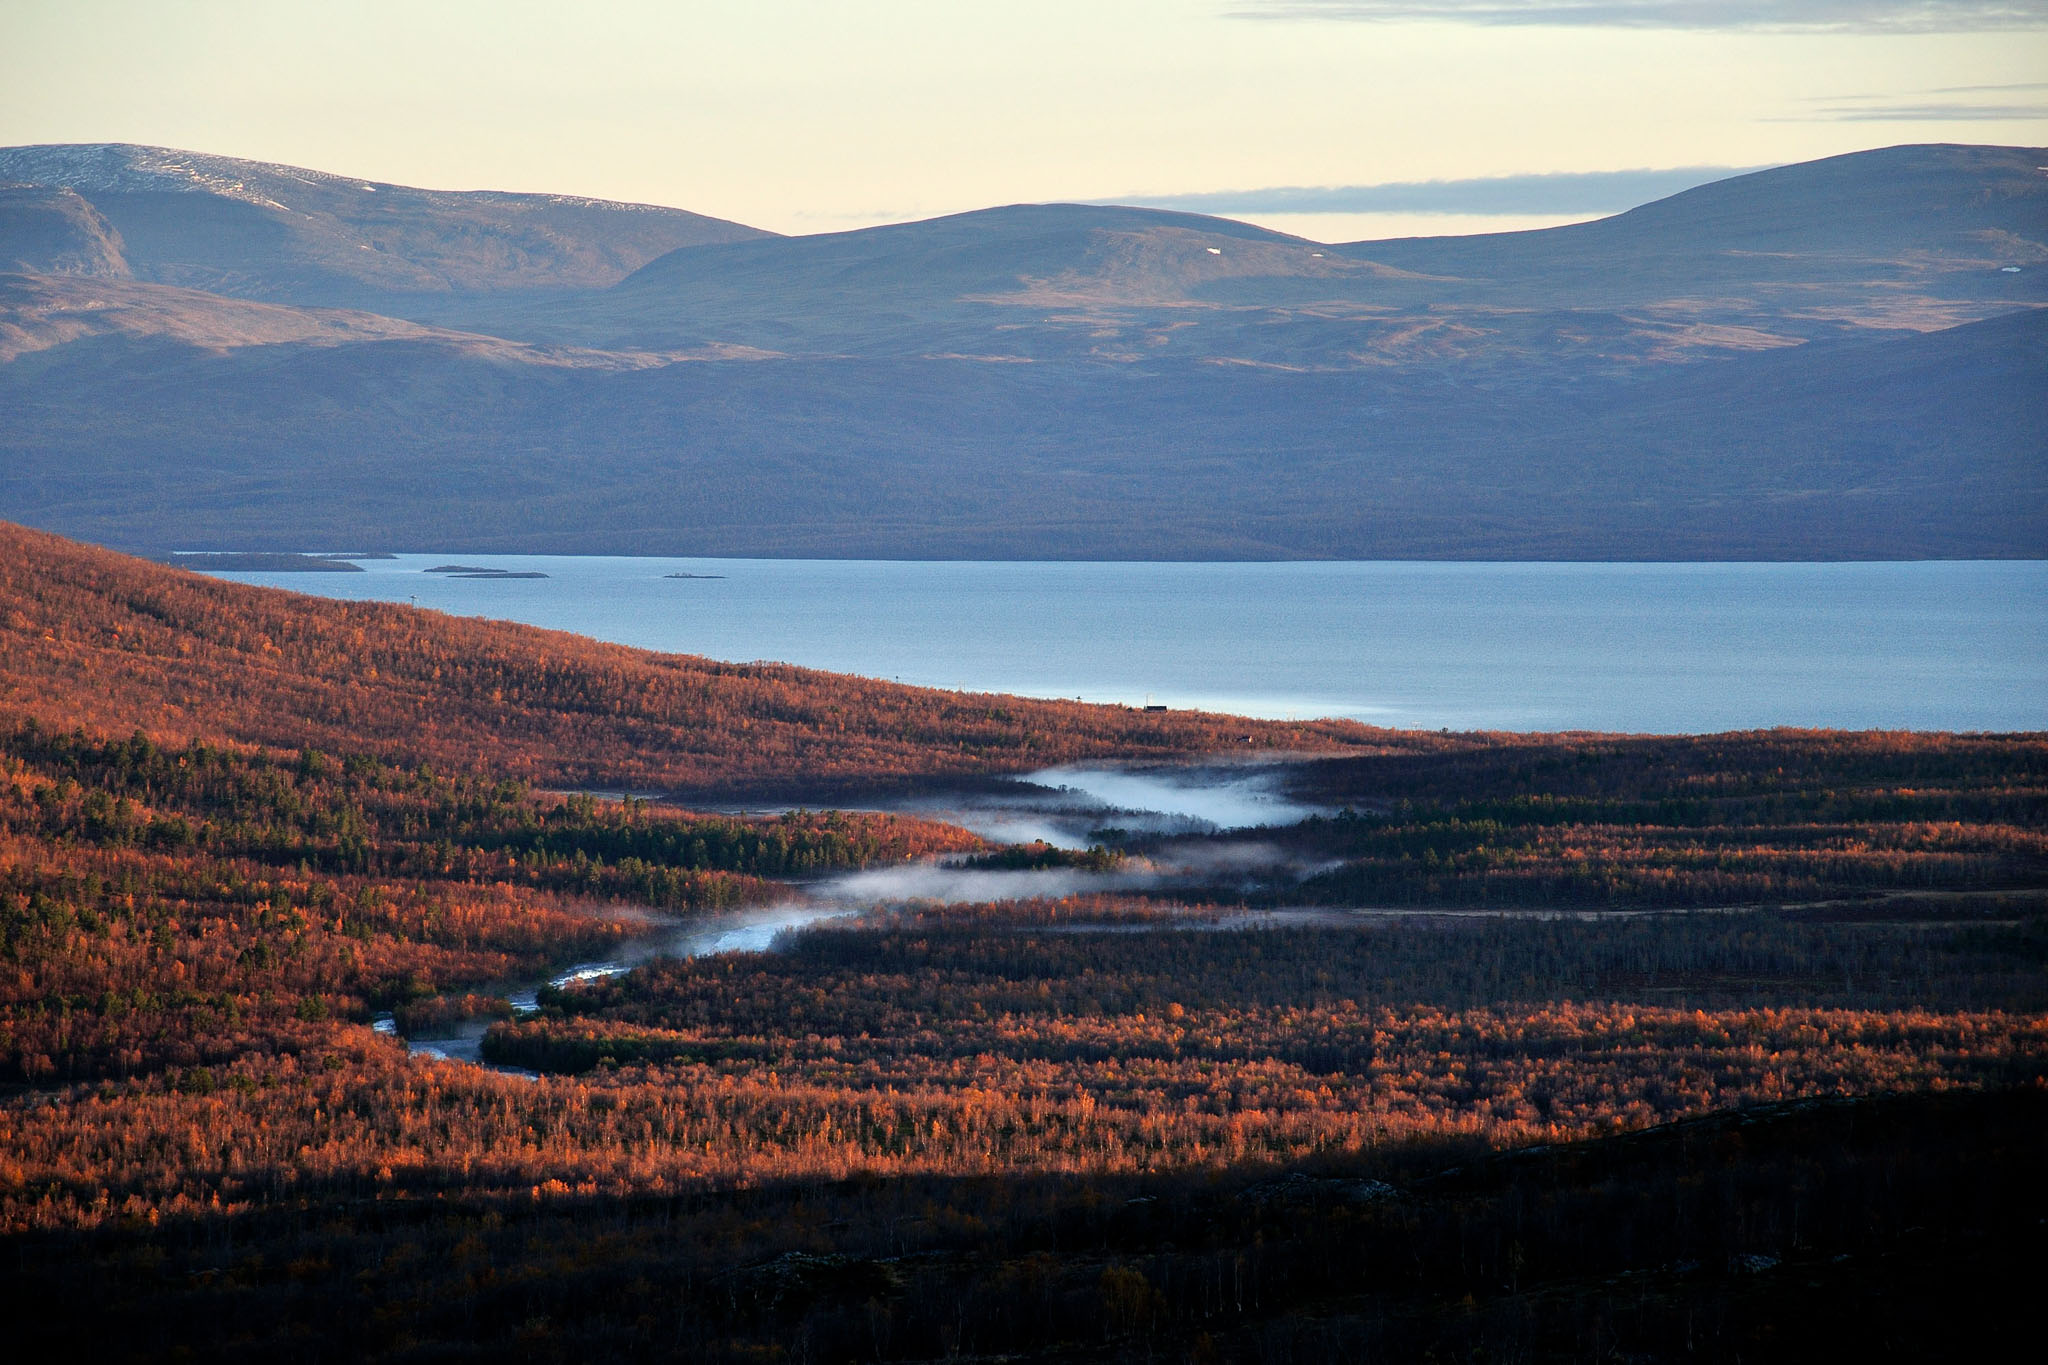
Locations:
3;0;2045;242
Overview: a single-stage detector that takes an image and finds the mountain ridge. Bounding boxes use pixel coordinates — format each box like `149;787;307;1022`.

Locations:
0;143;709;216
0;142;2040;560
0;142;775;307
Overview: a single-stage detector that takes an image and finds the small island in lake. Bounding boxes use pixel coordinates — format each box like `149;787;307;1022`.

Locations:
166;551;365;573
424;564;549;579
663;571;726;579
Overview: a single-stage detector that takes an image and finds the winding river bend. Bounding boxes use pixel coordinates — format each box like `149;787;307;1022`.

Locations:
377;903;865;1067
374;754;1886;1071
382;762;1330;1067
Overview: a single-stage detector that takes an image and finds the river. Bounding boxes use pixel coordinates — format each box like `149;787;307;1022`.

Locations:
383;761;1325;1065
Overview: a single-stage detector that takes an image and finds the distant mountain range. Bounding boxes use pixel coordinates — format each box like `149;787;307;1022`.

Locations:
1;141;2042;559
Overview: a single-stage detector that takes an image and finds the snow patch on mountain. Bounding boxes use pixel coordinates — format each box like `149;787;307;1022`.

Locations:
0;144;318;207
0;143;695;218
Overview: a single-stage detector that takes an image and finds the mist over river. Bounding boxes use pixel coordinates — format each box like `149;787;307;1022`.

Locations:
199;556;2046;732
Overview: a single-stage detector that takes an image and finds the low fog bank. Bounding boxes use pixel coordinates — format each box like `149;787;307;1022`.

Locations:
855;759;1332;849
1031;764;1326;832
698;760;1347;914
798;833;1344;910
399;762;1350;1066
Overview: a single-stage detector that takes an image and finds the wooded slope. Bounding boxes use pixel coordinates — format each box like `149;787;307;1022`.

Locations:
0;523;1390;794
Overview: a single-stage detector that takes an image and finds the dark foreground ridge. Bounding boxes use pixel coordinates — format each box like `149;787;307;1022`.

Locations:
4;1088;2039;1362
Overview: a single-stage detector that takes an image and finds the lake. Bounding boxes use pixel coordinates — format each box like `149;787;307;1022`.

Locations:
196;556;2046;733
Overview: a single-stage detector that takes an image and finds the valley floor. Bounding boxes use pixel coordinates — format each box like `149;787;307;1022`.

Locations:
0;719;2041;1359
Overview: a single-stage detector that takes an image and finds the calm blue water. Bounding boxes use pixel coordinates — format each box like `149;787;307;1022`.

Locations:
199;557;2046;733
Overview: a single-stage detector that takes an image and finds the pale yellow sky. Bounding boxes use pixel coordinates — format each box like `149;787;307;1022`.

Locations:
2;0;2044;240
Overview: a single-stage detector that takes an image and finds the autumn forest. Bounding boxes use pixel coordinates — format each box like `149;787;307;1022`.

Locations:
1;524;2042;1362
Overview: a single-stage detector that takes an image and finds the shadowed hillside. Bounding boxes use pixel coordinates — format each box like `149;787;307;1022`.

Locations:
0;273;541;365
0;183;128;277
4;305;2039;558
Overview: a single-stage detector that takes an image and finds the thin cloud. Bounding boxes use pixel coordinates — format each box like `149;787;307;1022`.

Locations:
1799;101;2048;119
1107;166;1759;218
1229;1;2048;32
1784;86;2048;121
1928;81;2048;93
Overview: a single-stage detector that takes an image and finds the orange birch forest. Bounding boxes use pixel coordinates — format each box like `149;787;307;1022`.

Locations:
0;524;2041;1363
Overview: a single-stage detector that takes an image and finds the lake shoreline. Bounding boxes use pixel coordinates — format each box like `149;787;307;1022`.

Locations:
187;554;2048;733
